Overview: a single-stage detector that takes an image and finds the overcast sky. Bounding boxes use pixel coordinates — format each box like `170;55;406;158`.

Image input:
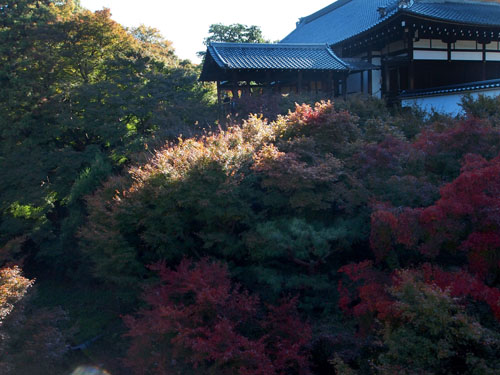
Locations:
79;0;335;63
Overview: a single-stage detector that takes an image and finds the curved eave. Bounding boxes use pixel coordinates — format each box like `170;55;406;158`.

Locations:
293;6;500;50
400;9;500;30
331;11;402;48
199;66;349;83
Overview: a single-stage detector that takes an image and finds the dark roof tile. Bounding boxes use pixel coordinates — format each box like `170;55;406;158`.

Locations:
282;0;399;45
282;0;500;46
207;43;349;71
407;2;500;26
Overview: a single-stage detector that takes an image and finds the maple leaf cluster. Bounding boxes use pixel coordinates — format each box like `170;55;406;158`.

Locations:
124;259;311;375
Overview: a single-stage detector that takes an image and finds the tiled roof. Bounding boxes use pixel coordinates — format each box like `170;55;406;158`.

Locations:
282;0;500;46
400;78;500;98
406;2;500;26
207;43;348;71
282;0;399;45
342;58;379;71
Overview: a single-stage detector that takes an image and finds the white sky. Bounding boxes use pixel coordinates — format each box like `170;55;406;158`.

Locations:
80;0;335;63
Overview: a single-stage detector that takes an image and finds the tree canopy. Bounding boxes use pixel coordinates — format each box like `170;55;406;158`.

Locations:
0;1;499;374
198;23;269;57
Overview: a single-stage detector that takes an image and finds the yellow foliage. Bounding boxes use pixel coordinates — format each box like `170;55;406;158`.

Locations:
0;267;34;324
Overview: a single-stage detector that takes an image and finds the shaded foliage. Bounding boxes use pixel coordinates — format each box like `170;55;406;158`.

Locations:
0;0;215;277
124;258;311;375
3;6;500;371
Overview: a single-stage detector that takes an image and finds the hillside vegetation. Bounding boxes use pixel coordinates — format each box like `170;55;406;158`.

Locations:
1;1;499;375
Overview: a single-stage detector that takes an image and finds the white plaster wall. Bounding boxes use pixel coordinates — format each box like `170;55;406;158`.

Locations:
401;88;500;116
486;52;500;61
413;50;448;60
451;51;483;61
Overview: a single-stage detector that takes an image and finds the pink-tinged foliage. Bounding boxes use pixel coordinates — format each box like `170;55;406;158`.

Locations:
370;153;500;280
421;264;500;320
356;137;415;177
252;144;346;211
124;259;311;375
338;262;500;335
413;118;500;159
262;298;311;375
370;204;423;261
419;154;500;278
370;209;398;262
281;102;361;155
337;262;394;323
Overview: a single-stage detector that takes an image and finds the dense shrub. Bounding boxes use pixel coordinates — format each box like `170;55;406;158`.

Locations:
123;259;311;375
77;97;500;373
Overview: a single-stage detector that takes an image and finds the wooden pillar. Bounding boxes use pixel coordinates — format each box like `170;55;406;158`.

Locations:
334;76;340;97
397;67;401;92
384;64;390;96
297;71;303;94
482;42;487;80
216;81;222;120
343;73;348;100
328;71;334;97
231;71;239;101
408;31;415;90
368;51;373;95
360;71;365;94
266;71;272;93
231;85;238;101
381;51;388;96
243;82;251;97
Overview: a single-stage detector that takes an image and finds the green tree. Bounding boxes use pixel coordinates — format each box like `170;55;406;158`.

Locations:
377;271;500;375
198;23;269;57
0;1;215;276
128;24;176;64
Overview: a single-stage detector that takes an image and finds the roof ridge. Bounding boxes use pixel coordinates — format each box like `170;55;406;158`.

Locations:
301;0;403;25
301;0;354;25
211;42;335;48
414;0;500;5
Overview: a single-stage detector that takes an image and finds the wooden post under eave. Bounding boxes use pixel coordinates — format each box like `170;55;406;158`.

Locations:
383;62;389;97
408;33;415;90
368;51;373;95
231;71;239;102
327;71;334;97
482;43;487;81
343;73;348;100
334;76;340;97
297;71;303;94
217;81;222;121
360;71;365;94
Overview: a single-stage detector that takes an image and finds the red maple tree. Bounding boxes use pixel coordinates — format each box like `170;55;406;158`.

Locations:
123;258;311;375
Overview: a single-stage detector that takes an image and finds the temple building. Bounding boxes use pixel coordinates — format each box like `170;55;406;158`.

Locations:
200;0;500;114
